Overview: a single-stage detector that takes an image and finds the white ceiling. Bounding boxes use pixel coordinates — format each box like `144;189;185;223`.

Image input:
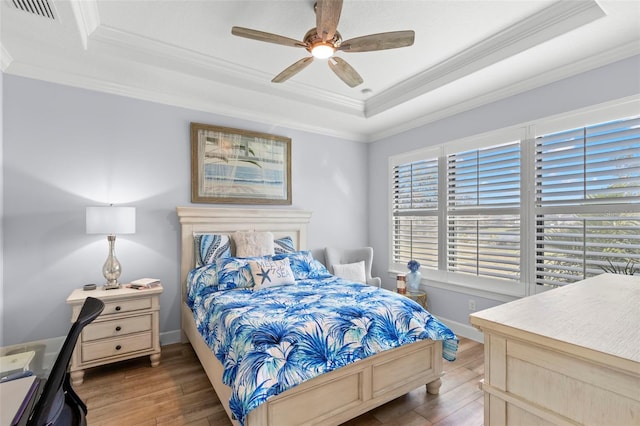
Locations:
2;0;639;141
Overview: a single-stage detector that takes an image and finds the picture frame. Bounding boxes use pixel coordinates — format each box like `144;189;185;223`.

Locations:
190;122;292;205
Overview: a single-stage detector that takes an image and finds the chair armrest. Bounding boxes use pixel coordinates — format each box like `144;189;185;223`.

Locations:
367;277;382;287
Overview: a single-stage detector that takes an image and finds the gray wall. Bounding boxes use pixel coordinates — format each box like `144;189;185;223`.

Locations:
2;75;369;346
3;55;639;346
368;55;640;330
0;70;4;346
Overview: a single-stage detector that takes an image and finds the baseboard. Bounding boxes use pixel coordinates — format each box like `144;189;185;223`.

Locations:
436;317;484;343
160;329;182;346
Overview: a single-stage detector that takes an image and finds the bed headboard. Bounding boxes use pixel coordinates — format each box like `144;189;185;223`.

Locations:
176;207;312;302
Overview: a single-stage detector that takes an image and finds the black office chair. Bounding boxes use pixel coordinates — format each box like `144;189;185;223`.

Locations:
28;297;104;426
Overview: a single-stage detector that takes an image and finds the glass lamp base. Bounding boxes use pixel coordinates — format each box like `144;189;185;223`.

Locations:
102;235;122;290
406;271;422;292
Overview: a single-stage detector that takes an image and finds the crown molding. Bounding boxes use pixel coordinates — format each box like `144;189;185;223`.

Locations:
4;0;635;143
87;0;605;121
87;24;364;116
1;43;13;71
365;0;606;117
6;43;636;144
69;0;100;49
3;57;367;141
65;0;363;116
368;45;640;142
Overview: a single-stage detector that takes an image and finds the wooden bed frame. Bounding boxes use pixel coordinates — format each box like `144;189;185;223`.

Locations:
177;207;444;426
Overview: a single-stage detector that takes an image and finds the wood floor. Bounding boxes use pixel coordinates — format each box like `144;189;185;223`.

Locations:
76;337;484;426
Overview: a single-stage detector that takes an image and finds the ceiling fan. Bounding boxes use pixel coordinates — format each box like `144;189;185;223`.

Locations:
231;0;415;88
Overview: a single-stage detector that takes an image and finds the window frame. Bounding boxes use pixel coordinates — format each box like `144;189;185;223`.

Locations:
388;95;640;299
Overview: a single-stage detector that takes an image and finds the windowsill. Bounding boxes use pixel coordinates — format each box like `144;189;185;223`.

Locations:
387;270;524;303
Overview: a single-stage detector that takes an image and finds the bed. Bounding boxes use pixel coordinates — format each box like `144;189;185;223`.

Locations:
177;206;457;426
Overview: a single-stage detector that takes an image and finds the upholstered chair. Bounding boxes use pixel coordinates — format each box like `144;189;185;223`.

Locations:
324;247;382;287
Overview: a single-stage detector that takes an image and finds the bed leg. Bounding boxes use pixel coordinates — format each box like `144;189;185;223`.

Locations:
426;378;442;395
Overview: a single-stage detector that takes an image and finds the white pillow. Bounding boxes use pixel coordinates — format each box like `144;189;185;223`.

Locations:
249;258;296;290
233;231;275;257
332;261;366;284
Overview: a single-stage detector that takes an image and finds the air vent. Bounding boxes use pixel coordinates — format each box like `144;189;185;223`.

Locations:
10;0;56;20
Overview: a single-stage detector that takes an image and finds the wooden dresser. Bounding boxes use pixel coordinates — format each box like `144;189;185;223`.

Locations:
66;285;162;385
470;274;640;425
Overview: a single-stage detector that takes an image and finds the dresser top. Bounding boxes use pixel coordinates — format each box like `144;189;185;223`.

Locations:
470;274;640;366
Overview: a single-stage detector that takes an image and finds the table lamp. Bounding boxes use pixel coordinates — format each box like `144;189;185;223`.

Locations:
86;206;136;289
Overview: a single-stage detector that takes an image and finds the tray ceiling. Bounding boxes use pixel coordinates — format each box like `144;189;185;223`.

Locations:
2;0;639;141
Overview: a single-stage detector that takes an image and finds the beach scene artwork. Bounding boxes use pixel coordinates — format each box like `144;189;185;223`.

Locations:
191;123;291;204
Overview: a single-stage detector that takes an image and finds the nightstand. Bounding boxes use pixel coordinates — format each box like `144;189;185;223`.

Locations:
403;290;428;309
66;284;163;385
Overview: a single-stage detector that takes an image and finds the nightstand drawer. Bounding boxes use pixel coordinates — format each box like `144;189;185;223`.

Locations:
82;331;153;362
82;314;152;342
102;297;151;315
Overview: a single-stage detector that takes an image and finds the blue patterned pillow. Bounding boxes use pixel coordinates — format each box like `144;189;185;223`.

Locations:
216;256;269;290
273;250;332;280
194;233;231;267
274;236;296;254
186;263;219;307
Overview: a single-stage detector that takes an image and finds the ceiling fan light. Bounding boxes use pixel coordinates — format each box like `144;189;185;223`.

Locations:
311;43;335;59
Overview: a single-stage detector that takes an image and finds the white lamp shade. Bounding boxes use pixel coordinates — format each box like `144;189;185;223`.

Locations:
86;206;136;235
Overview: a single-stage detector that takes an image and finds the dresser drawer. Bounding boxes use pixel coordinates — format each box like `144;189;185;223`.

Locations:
82;331;153;363
101;297;151;315
82;314;152;342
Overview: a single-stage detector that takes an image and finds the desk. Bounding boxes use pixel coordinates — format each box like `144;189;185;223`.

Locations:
0;341;62;425
0;376;39;425
0;352;35;375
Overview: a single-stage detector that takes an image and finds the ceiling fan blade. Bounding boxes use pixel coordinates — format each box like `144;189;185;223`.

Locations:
232;27;307;49
328;56;363;88
272;57;314;83
338;30;415;52
316;0;343;42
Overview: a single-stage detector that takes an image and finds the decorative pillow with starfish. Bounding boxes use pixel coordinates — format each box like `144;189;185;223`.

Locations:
248;257;296;290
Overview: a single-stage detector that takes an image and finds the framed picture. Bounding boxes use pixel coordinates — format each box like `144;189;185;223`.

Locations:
191;122;292;204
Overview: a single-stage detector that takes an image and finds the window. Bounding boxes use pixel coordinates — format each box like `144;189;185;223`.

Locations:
534;116;640;286
391;110;640;293
392;157;439;269
447;142;521;281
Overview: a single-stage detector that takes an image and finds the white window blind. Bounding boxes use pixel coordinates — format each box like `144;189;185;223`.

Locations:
392;158;439;269
534;116;640;286
447;142;521;281
390;108;639;294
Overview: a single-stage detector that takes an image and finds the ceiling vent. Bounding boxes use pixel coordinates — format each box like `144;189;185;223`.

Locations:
9;0;56;20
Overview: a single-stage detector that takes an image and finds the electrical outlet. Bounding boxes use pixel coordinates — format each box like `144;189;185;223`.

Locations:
468;299;476;311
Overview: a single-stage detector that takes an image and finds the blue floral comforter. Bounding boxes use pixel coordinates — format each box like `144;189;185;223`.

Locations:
191;275;458;425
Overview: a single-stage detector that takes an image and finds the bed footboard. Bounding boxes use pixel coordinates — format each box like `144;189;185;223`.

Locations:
248;337;444;426
182;303;444;426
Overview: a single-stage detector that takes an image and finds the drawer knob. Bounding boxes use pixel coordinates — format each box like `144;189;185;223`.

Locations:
115;345;122;351
115;326;122;332
115;306;121;311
